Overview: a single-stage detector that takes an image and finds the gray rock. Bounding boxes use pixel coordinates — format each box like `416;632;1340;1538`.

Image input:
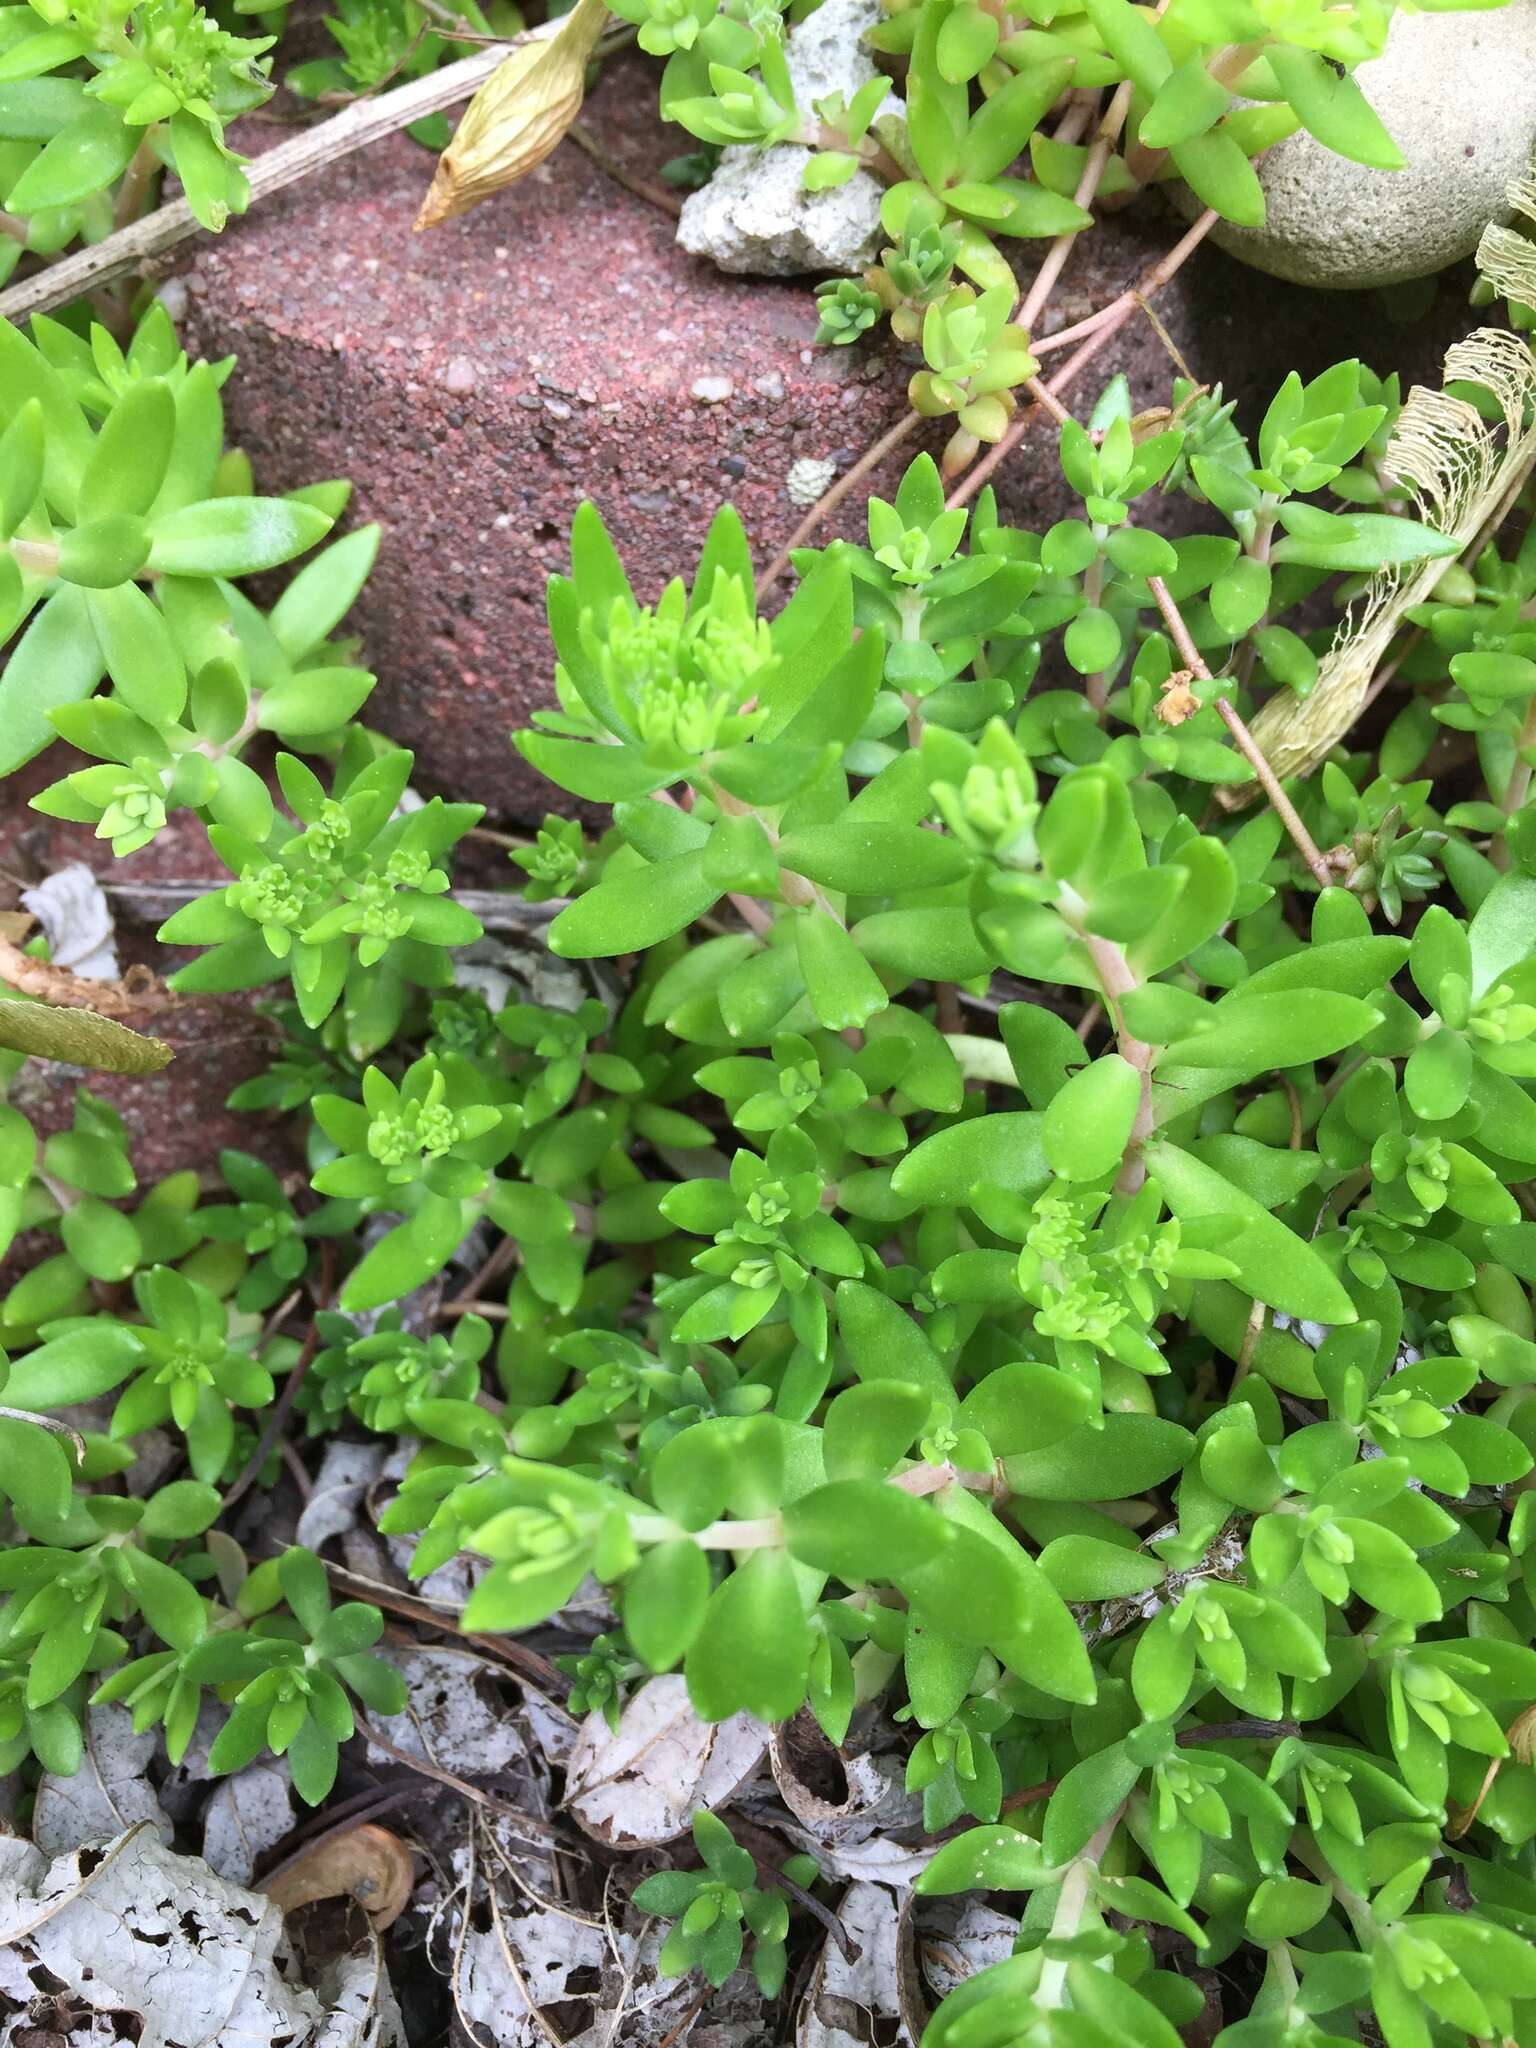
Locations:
677;0;903;278
1190;0;1536;289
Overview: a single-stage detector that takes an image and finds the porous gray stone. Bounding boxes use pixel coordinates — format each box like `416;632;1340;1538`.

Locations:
677;0;902;277
1194;0;1536;289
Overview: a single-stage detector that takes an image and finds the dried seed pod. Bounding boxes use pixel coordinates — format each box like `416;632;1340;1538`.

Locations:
415;0;608;231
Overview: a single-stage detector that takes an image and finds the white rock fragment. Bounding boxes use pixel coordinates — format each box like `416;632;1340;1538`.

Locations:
787;454;838;504
677;0;904;278
690;372;736;402
1189;0;1536;289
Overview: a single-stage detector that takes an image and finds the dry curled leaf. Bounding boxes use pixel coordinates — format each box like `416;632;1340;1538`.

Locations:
32;1704;173;1858
0;995;172;1073
264;1823;416;1931
415;0;608;230
797;1882;904;2048
0;1825;315;2048
564;1674;767;1847
203;1760;296;1887
21;864;118;979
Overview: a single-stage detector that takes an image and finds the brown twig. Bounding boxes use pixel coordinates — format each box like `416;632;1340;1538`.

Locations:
1145;575;1334;891
355;1715;567;1843
219;1329;317;1514
445;1231;522;1312
747;1847;859;1964
0;931;168;1018
1024;375;1074;429
1016;78;1132;335
316;1555;570;1697
568;120;682;217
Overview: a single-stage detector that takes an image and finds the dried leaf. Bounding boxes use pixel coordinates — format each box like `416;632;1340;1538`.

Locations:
21;864;118;980
365;1645;529;1777
0;928;166;1019
564;1674;768;1847
906;1895;1018;2007
32;1704;173;1857
415;0;608;230
296;1439;386;1552
454;1885;608;2048
770;1712;919;1849
0;1826;320;2048
0;994;172;1072
265;1823;416;1931
1475;170;1536;310
202;1760;295;1887
1232;233;1536;798
310;1937;407;2048
797;1882;905;2048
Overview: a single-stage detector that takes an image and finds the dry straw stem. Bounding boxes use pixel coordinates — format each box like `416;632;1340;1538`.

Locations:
0;40;526;323
1224;173;1536;802
415;0;610;229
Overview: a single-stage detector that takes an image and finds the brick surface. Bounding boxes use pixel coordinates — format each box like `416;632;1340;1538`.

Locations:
169;59;1475;826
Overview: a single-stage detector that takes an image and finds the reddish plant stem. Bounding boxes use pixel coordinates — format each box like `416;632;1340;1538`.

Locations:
657;785;774;934
1017;73;1136;334
1025;374;1074;429
1145;574;1334;890
1073;913;1156;1195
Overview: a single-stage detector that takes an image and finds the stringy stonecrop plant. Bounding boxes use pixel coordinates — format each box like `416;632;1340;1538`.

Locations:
12;266;1536;2046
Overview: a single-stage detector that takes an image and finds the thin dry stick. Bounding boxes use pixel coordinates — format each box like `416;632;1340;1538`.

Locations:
755;140;1215;587
568;119;682;217
220;1269;330;1516
0;39;528;323
319;1556;570;1695
1145;574;1334;890
358;1715;568;1841
755;409;922;597
745;1846;859;1963
1024;375;1074;429
1016;0;1172;334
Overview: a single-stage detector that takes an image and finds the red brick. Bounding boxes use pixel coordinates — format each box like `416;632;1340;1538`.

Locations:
173;56;1474;824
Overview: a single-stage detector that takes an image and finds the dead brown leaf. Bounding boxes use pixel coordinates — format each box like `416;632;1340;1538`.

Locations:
415;0;609;229
264;1823;416;1931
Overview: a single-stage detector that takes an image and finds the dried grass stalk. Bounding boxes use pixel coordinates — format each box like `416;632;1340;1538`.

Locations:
1223;173;1536;799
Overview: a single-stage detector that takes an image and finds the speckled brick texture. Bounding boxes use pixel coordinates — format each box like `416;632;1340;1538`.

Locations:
175;53;1473;820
